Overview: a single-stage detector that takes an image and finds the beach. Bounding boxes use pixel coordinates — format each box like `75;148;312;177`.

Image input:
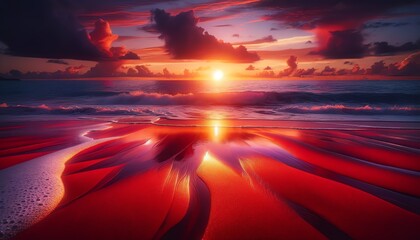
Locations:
1;117;419;239
2;0;420;237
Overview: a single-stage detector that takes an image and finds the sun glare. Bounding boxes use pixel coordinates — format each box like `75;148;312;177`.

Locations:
212;70;224;81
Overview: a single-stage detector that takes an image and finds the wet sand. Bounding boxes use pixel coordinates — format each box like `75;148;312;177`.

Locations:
0;118;419;239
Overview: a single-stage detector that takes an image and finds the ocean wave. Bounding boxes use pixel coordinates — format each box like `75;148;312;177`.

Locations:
100;91;420;106
1;103;419;117
0;104;156;116
275;105;420;115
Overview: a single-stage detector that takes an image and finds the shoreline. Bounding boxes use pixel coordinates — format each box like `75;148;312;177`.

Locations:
1;118;419;239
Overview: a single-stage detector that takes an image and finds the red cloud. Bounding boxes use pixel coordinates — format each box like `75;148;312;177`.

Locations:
89;19;139;60
89;19;118;54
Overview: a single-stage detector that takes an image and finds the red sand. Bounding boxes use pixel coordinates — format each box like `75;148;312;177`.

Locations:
0;119;419;239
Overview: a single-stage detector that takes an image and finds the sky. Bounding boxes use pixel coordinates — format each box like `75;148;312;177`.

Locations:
0;0;420;80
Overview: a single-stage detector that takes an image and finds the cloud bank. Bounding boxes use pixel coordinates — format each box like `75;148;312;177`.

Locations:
0;0;139;61
257;0;418;59
150;9;260;62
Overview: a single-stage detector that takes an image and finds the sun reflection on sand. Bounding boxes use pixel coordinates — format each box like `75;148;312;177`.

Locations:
6;120;420;239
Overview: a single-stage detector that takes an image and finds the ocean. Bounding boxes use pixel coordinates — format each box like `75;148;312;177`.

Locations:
1;79;420;121
1;79;420;239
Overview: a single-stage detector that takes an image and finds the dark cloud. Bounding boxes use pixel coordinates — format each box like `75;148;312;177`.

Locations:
163;67;173;78
320;66;336;75
256;0;419;58
305;40;313;44
246;65;256;70
344;61;354;65
47;59;69;65
320;30;367;59
9;69;23;79
396;52;420;75
84;61;126;77
135;65;154;77
363;22;410;29
257;70;275;78
5;64;86;79
232;34;240;38
369;40;420;55
234;35;276;45
0;0;107;61
263;66;272;70
293;68;316;77
367;53;420;76
279;55;298;76
119;51;141;60
287;55;298;69
150;9;260;62
270;28;278;31
370;61;387;74
0;0;139;61
258;0;417;29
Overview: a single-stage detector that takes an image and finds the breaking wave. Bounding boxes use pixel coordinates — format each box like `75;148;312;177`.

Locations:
1;103;419;117
276;105;420;115
100;91;420;106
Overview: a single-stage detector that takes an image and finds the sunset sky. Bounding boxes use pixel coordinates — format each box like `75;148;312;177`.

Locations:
1;0;419;79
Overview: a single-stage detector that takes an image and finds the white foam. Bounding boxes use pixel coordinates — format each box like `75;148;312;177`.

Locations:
0;127;114;239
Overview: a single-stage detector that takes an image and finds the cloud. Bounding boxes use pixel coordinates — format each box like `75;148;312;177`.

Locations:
232;34;240;38
263;66;272;70
0;1;139;61
0;0;107;61
89;19;140;60
47;59;69;65
320;66;336;75
397;52;420;75
257;70;275;78
89;19;118;54
369;40;420;56
279;55;298;76
270;28;278;31
150;9;260;62
119;51;141;60
256;0;418;58
84;61;126;77
234;35;276;45
246;65;256;70
370;61;387;74
320;30;367;59
65;65;86;74
5;64;86;79
293;68;316;77
363;22;410;29
287;55;298;69
258;0;416;30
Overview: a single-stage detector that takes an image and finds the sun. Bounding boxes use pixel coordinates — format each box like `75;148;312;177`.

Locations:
212;70;224;81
